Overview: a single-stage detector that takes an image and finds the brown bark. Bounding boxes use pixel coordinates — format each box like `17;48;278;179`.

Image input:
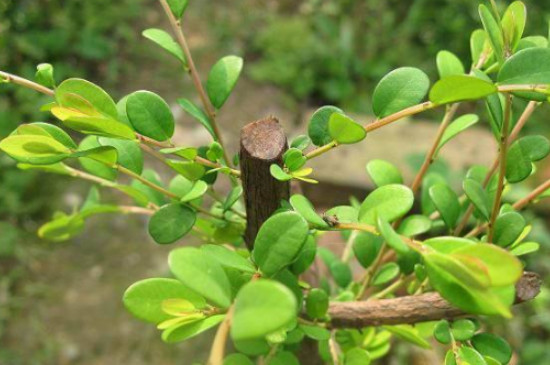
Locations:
240;117;290;249
328;272;541;328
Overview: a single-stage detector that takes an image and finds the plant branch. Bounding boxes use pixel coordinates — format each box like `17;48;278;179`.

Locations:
207;307;233;365
487;95;512;242
0;70;55;96
453;101;538;235
157;0;232;167
139;143;241;177
410;103;459;193
116;164;222;219
370;275;406;300
119;206;156;215
328;272;540;328
465;177;550;237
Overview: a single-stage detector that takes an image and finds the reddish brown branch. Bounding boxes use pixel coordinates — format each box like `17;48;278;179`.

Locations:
328;272;540;328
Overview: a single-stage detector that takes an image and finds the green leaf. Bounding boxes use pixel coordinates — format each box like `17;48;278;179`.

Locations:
149;204;197;244
372;67;430;118
397;215;431;237
517;36;549;51
436;51;465;78
472;333;512;364
270;351;300;365
366;159;403;187
383;325;431;349
73;145;118;167
429;75;497;104
224;354;254;365
506;135;550;183
126;91;175;141
429;183;460;229
56;78;118;120
180;180;208;202
51;106;136;140
223;186;243;211
437;114;480;154
98;137;143;174
359;184;414;225
253;211;309;277
142;28;185;63
463;178;490;220
377;216;409;255
289;194;328;228
328;113;366;144
162;314;225;343
424;253;512;317
471;29;488;68
353;232;383;268
498;48;550;101
373;262;400;285
131;169;167;207
308;106;343;146
290;135;311;150
200;244;255;273
458;346;487;365
207;55;243;109
493;211;526;247
16;122;77;149
161;146;198;160
433;320;452;344
177;98;215;137
345;348;372;365
305;288;328;319
299;325;330;342
167;160;206;181
501;1;527;51
450;319;476;342
479;4;505;64
445;350;458;365
38;213;84;242
0;134;71;165
231;280;297;341
36;63;55;88
283;148;307;172
330;261;353;288
510;241;540;256
270;164;292;181
166;0;189;19
123;278;205;324
169;247;232;308
290;235;317;275
77;138;117;180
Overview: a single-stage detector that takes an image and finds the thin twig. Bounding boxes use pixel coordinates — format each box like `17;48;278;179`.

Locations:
207;307;233;365
410;104;459;193
119;206;156;215
465;177;550;238
487;95;512;242
453;101;538;235
157;0;232;167
0;70;55;96
370;275;406;300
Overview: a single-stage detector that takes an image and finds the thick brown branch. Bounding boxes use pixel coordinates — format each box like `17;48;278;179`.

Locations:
328;272;540;328
240;117;289;249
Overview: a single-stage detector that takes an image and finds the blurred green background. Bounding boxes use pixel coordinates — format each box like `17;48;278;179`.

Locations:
1;0;550;364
